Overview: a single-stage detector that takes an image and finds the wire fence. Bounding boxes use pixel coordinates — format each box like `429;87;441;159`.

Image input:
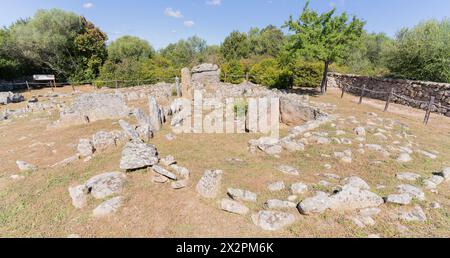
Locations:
340;83;450;125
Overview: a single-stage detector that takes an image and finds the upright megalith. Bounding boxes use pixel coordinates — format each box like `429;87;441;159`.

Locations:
181;67;192;98
191;63;220;85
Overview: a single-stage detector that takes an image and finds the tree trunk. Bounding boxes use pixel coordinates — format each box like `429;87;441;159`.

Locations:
320;61;330;95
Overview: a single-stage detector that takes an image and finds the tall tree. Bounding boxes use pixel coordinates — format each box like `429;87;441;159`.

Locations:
160;36;207;68
284;1;365;94
107;36;154;63
221;31;250;61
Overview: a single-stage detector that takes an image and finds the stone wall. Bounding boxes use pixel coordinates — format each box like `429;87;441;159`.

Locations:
328;73;450;117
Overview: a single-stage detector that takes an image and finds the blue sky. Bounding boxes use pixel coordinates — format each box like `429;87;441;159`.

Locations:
0;0;449;49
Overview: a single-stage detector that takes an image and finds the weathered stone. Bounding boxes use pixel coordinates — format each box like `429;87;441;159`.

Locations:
281;139;305;152
424;175;444;189
397;184;426;201
181;67;192;97
85;172;126;199
396;172;421;181
170;164;190;179
119;120;140;141
16;160;37;172
68;185;88;209
77;138;95;157
148;96;163;131
349;215;376;228
399;206;427;222
248;137;282;155
268;181;285;192
136;124;154;142
385;194;412;205
252;211;296;231
265;199;297;209
227;188;257;202
328;187;384;212
354;127;366;136
160;155;176;167
119;141;158;170
191;63;220;85
220;199;249;215
290;183;308;195
92;131;116;151
397;153;412;163
92;196;124;218
417;150;438;160
280;97;324;126
439;167;450;181
152;165;177;180
298;192;331;215
196;170;223;198
359;207;381;217
165;133;176;141
171;180;188;189
152;173;169;183
277;165;300;176
341;176;370;191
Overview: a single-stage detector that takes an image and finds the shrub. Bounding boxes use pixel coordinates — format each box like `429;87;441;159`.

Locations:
233;99;248;117
249;58;291;89
290;61;323;88
221;60;245;84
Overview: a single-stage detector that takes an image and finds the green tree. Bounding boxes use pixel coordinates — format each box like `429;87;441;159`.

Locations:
160;36;207;68
385;19;450;83
284;1;365;94
249;58;291;89
107;36;154;63
220;60;245;84
248;25;285;57
221;31;250;61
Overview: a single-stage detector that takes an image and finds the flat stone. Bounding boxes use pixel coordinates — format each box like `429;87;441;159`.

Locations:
397;153;412;163
424;175;444;189
399;206;427;222
85;172;126;199
396;172;421;181
78;138;95;157
92;131;116;151
298;192;331;215
397;184;426;201
68;185;88;209
277;165;300;176
119;141;158;170
227;188;257;202
171;180;188;189
268;181;285;192
196;170;223;199
252;211;296;231
341;176;370;190
265;199;297;209
152;173;169;183
92;196;124;218
119;120;140;141
170;164;190;179
290;183;308;195
160;155;176;166
359;207;381;217
152;165;177;180
16;160;37;172
328;187;384;212
354;127;366;136
386;194;412;205
220;199;249;215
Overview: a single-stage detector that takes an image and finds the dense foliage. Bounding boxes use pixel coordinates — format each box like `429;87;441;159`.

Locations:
1;5;449;88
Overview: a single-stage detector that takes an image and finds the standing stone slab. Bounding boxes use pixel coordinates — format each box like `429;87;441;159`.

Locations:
252;211;296;231
92;196;124;218
120;141;159;170
85;172;126;199
196;170;223;198
92;131;116;151
220;199;249;215
148;96;162;131
119;120;140;141
227;188;257;202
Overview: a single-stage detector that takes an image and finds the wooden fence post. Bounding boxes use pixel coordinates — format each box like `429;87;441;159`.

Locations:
26;81;31;92
358;84;366;104
423;96;435;125
246;73;249;82
115;80;118;89
341;85;346;99
384;87;394;112
51;79;55;92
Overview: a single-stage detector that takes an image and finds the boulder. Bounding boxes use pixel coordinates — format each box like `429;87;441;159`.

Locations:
227;188;257;202
77;138;95;157
92;196;124;218
397;184;426;201
220;199;249;215
385;194;412;205
439;167;450;181
92;131;116;151
196;169;223;198
85;172;126;199
290;183;308;195
191;63;220;85
399;206;427;222
297;192;331;215
341;177;370;191
252;211;296;231
328;186;384;212
268;181;285;192
68;185;88;209
119;141;158;170
280;97;324;126
119;120;140;141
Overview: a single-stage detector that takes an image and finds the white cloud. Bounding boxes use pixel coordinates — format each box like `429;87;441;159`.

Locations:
83;2;94;9
164;7;183;18
206;0;221;6
184;20;195;28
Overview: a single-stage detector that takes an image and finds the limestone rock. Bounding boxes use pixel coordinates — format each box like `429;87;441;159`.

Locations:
385;194;412;205
268;181;285;192
119;141;158;170
227;188;257;202
196;170;223;198
290;183;308;195
92;131;116;151
252;211;296;231
85;172;126;199
328;187;384;212
277;165;300;176
77;138;95;157
16;160;37;172
220;199;249;215
399;206;427;222
152;165;177;180
119;120;140;141
148;96;163;131
160;155;176;167
92;196;124;218
298;192;331;215
171;180;188;189
68;185;88;209
265;199;297;209
354;127;366;136
396;172;421;181
397;184;426;201
341;176;370;191
397;153;412;163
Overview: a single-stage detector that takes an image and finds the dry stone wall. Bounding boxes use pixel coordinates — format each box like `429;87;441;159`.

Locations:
328;73;450;117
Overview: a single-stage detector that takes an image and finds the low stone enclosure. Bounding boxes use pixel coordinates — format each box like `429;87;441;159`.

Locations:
328;73;450;117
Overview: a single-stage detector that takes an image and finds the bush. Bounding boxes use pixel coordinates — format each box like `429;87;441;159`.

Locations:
290;61;323;88
249;58;291;89
221;60;245;84
233;99;248;117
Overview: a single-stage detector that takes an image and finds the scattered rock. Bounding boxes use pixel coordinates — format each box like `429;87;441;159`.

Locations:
85;172;126;199
328;187;384;212
170;164;190;179
160;155;176;167
359;207;381;217
16;160;37;172
78;138;95;157
196;170;223;198
68;185;88;209
265;199;297;209
385;194;412;205
252;211;296;231
397;184;426;201
248;137;282;155
165;133;176;141
399;206;427;222
119;120;140;141
439;167;450;181
341;176;370;191
92;196;124;218
424;175;444;189
227;188;257;202
430;202;441;209
268;181;285;192
354;127;366;136
290;183;308;195
277;165;300;176
152;165;177;180
119;141;158;170
397;153;412;163
220;199;249;215
298;192;331;215
396;172;421;182
92;131;116;151
171;180;188;189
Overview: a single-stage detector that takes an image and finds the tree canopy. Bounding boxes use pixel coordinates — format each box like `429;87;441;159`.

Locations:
107;36;154;63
